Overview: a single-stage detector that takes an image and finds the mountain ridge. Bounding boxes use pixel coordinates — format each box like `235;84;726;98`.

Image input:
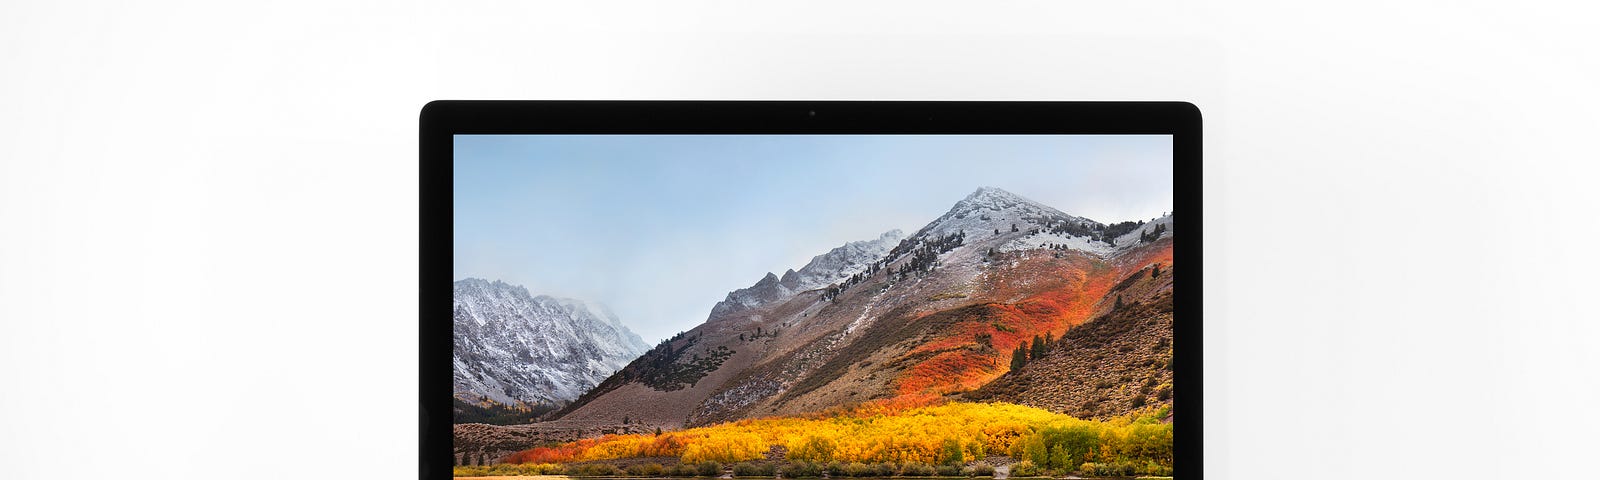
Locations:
453;278;650;408
709;229;905;319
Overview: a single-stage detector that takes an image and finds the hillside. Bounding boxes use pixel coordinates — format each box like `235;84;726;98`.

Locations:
964;253;1175;420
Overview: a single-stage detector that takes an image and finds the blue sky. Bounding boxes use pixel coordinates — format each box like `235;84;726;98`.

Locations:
454;135;1172;343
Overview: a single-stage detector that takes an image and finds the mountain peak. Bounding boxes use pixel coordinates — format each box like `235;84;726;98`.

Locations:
967;186;1017;199
907;187;1087;243
953;187;1056;214
455;277;534;301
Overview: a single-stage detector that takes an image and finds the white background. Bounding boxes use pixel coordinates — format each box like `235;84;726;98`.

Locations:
2;1;1597;479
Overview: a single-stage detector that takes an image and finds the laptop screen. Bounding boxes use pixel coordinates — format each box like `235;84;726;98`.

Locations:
451;134;1176;478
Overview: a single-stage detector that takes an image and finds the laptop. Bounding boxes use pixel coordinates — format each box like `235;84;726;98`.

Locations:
420;101;1201;479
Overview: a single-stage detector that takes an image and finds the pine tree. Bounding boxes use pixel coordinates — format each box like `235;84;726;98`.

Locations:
1010;345;1028;371
1152;263;1161;278
1115;294;1125;309
1030;335;1047;360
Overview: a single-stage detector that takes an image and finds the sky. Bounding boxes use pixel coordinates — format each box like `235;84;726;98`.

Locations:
454;135;1172;343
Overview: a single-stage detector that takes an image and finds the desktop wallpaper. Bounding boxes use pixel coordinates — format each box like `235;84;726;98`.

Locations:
451;135;1177;479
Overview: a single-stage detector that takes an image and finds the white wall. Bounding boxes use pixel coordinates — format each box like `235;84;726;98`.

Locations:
2;2;1596;479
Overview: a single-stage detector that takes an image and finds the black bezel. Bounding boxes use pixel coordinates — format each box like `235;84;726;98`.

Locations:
420;101;1202;480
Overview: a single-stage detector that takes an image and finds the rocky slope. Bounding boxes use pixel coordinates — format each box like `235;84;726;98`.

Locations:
965;254;1176;420
453;278;650;407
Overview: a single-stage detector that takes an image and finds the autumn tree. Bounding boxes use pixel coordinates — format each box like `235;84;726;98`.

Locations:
940;438;965;465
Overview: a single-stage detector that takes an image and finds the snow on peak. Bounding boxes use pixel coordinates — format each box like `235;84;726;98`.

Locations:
911;187;1090;243
787;229;903;290
953;187;1069;218
452;278;650;405
709;229;903;318
893;188;1172;259
963;186;1025;203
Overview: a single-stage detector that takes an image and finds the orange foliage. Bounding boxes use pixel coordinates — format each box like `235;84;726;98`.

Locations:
839;392;943;418
896;349;1000;395
503;436;599;464
896;243;1175;397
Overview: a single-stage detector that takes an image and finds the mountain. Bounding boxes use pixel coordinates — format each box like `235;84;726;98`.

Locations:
453;278;650;408
545;187;1175;429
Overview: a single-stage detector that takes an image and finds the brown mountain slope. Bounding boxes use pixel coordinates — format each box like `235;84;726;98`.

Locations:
965;261;1175;420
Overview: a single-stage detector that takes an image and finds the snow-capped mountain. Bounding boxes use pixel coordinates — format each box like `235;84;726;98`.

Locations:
883;187;1113;258
916;186;1093;240
453;278;650;406
547;186;1175;429
902;187;1171;258
708;229;904;318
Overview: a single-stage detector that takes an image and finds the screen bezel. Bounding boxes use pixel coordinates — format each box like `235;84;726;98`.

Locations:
420;101;1202;480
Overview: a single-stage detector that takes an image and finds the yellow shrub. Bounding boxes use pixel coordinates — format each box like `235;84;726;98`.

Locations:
786;434;838;463
681;432;766;464
505;401;1171;471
